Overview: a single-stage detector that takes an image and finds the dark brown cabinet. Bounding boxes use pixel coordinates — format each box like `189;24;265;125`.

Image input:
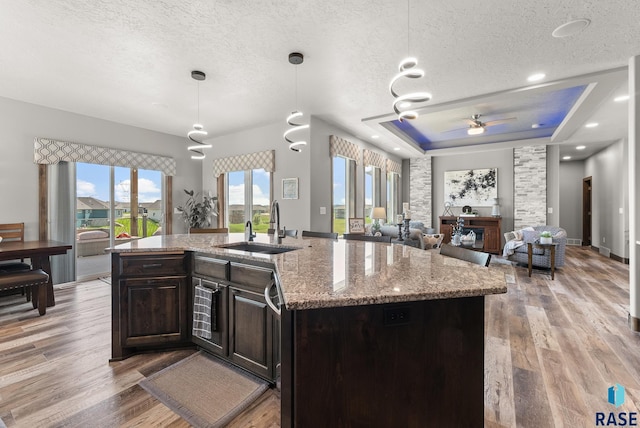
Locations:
439;216;502;254
229;286;275;380
192;255;279;382
111;252;192;361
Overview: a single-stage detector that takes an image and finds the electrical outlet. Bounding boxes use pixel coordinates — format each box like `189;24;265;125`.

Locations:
320;206;326;215
384;306;411;326
603;237;606;243
547;207;553;214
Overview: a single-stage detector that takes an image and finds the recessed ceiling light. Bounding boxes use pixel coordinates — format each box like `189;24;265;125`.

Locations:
393;147;401;151
585;122;599;128
552;19;591;38
527;73;546;82
563;156;572;160
576;145;586;150
371;135;379;139
614;95;630;102
531;123;542;129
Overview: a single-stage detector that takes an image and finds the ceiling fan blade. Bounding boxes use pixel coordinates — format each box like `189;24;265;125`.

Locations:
484;117;517;126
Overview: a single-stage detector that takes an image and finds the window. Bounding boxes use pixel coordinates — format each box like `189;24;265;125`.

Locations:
226;168;271;233
386;172;400;224
364;166;381;224
75;163;164;280
332;156;355;235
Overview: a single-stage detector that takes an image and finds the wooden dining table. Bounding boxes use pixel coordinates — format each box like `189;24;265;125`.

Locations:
0;240;72;307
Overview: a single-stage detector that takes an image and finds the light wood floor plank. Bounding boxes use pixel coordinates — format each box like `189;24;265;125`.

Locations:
0;246;634;427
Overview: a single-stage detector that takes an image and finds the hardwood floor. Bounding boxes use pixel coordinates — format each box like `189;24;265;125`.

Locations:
0;246;634;427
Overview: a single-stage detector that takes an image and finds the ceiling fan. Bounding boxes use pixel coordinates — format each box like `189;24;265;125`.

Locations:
456;114;517;136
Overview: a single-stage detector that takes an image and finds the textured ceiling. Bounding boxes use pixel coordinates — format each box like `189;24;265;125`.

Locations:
0;0;637;161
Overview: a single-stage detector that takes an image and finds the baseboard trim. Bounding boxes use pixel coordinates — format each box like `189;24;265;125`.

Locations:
590;246;629;264
629;314;640;332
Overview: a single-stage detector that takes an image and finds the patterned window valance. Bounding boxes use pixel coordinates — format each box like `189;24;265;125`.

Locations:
33;137;176;176
363;149;386;170
330;135;361;164
386;159;402;175
213;150;275;178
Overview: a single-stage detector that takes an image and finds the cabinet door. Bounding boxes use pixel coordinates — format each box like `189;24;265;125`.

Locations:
121;276;188;347
192;278;228;357
228;287;274;380
484;227;499;253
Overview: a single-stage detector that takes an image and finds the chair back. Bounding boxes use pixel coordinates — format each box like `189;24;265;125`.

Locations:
302;230;338;239
0;223;25;242
440;244;491;267
189;228;228;234
343;234;392;243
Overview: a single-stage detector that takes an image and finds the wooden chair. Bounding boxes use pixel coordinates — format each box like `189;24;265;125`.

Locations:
0;223;32;300
189;228;228;234
0;223;31;271
343;234;392;243
0;269;49;315
439;244;491;267
301;230;338;239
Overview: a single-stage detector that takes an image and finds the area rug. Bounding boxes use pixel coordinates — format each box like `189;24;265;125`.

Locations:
139;351;269;428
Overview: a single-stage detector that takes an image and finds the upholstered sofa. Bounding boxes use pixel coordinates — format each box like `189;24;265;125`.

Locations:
367;222;443;250
503;225;567;268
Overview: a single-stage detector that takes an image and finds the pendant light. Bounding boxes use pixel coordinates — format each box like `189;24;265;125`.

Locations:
389;0;431;121
187;70;212;160
284;52;309;152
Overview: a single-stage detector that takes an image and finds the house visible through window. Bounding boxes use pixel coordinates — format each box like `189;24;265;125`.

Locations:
364;165;381;225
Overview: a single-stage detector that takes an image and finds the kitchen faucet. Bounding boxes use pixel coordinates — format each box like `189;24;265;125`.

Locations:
270;200;286;243
245;220;256;241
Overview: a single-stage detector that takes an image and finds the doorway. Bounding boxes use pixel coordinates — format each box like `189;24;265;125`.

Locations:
583;176;592;246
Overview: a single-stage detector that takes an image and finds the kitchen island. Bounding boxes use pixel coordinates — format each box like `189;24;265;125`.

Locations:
110;233;507;427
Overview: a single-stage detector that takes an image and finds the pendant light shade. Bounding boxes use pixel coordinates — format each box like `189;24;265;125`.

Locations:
187;70;210;160
389;1;431;122
284;52;308;152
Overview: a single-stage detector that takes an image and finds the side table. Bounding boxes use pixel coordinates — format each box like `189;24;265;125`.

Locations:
527;242;557;280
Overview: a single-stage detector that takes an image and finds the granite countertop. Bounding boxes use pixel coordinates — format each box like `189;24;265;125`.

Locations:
111;233;508;310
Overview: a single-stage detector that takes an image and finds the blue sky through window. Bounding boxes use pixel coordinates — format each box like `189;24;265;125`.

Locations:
76;163;162;202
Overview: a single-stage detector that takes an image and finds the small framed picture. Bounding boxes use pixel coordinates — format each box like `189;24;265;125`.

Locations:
348;218;365;234
282;178;298;199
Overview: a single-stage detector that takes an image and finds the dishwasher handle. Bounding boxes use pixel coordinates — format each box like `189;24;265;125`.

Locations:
264;280;281;317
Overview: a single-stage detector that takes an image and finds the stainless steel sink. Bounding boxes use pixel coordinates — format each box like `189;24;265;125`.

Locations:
217;242;299;255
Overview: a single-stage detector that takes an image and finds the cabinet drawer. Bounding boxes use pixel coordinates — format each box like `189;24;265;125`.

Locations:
119;254;187;276
229;263;273;291
194;255;229;280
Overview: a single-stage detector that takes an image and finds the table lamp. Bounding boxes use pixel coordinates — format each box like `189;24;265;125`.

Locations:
371;207;386;234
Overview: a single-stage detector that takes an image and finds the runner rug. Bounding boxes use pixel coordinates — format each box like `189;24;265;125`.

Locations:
139;351;269;428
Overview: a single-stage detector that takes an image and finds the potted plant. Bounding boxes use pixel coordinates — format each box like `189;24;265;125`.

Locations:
539;231;553;245
176;189;218;231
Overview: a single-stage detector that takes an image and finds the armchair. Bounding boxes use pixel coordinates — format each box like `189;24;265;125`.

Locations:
504;226;567;268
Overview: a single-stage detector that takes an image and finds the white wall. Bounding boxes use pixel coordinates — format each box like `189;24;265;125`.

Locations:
202;116;401;234
202;121;312;233
0;96;198;240
559;160;586;240
431;148;514;243
585;138;628;258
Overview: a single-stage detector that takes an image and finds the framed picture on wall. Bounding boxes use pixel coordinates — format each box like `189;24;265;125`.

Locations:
348;218;365;234
282;178;298;199
444;168;497;206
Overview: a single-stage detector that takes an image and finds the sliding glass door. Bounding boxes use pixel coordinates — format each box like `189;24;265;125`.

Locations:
75;163;163;281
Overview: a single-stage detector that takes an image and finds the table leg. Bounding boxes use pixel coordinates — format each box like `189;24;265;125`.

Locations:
527;243;533;277
550;246;555;280
33;284;47;315
31;255;55;307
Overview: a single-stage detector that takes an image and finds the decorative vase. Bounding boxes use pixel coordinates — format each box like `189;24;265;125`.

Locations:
452;235;461;246
540;236;552;245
